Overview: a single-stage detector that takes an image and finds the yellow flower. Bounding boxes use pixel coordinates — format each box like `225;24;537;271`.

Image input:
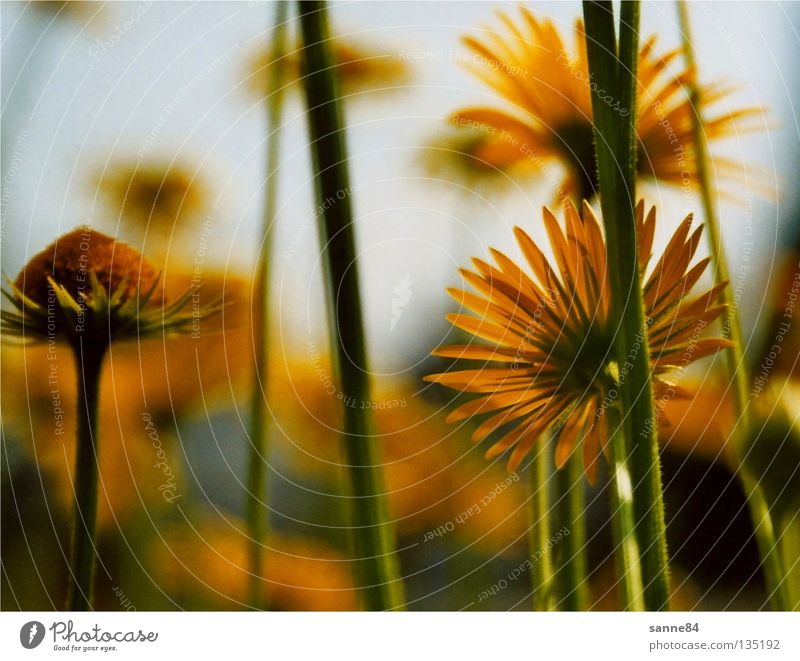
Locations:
244;35;410;99
453;8;761;201
425;201;731;483
96;161;209;241
420;125;537;194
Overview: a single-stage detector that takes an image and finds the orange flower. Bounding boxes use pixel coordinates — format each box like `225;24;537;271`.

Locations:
425;201;731;482
2;227;215;344
13;226;160;310
453;8;761;201
152;518;358;610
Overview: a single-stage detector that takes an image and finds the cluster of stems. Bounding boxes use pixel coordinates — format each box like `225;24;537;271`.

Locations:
582;0;670;611
59;0;791;614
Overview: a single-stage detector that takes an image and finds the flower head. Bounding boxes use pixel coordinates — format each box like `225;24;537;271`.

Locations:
244;35;410;99
2;227;220;345
453;8;761;202
420;125;537;194
96;161;209;239
425;201;731;482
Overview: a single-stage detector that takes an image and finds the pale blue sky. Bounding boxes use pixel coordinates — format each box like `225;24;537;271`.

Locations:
2;1;799;371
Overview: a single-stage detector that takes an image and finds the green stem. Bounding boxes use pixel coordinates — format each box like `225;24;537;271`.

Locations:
298;0;404;611
779;514;800;610
607;405;646;610
606;406;646;611
246;0;289;610
743;481;789;610
676;0;788;611
554;451;589;610
528;441;554;610
583;0;670;610
67;340;107;611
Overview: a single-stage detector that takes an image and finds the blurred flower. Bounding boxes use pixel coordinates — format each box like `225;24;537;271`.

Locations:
453;8;761;202
2;227;212;344
95;161;210;252
265;352;526;549
152;517;357;610
659;381;733;459
425;201;731;482
32;1;102;24
1;229;225;532
420;125;537;194
244;35;410;99
2;266;250;527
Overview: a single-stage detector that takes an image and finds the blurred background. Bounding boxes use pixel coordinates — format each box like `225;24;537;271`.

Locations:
2;1;800;610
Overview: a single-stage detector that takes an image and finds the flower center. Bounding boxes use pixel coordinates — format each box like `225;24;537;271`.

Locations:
560;321;617;396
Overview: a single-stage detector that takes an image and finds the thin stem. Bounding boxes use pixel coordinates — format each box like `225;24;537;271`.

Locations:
554;451;589;610
298;0;404;611
743;482;789;610
67;340;107;611
246;0;289;610
528;441;554;610
779;514;800;610
583;0;671;610
607;405;646;610
676;0;788;611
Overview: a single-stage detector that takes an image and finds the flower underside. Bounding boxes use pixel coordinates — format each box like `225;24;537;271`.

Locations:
425;200;732;483
452;8;764;201
2;227;222;347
